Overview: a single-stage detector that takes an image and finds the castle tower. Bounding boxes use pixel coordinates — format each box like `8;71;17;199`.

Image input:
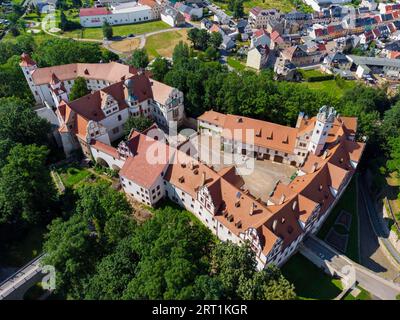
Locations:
19;53;41;104
308;106;336;156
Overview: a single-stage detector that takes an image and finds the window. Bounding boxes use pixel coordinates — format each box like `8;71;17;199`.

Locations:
112;127;119;134
118;115;122;121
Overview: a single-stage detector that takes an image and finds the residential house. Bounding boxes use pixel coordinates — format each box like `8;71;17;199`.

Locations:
161;5;186;27
281;45;324;67
250;29;271;49
246;45;270;70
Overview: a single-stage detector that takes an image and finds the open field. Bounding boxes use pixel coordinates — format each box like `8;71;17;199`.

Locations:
145;29;190;59
109;38;141;53
211;0;295;14
61;20;170;40
297;70;357;98
281;253;343;300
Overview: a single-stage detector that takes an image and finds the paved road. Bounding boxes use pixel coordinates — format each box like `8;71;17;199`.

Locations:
303;236;400;300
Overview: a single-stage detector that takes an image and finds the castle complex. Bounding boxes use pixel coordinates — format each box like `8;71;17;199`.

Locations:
20;55;364;269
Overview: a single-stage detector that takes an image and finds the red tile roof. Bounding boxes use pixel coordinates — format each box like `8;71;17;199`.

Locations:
19;53;36;67
120;131;172;189
79;7;111;17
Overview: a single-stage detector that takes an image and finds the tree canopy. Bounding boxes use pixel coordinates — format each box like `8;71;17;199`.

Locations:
128;49;149;69
123;115;153;137
0;144;56;226
69;77;89;101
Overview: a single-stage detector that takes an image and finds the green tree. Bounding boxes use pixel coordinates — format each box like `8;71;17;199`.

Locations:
387;136;400;173
232;0;244;19
0;144;56;226
35;5;41;18
128;49;149;69
123;115;153;137
172;41;191;64
209;32;223;49
69;76;89;101
123;205;213;299
149;57;171;82
59;10;68;31
85;237;138;299
187;29;210;51
32;38;106;67
43;213;101;297
102;21;113;40
204;46;219;61
0;97;51;146
0;57;33;101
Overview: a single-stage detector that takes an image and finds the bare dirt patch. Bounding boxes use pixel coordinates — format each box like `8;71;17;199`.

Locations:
109;38;141;54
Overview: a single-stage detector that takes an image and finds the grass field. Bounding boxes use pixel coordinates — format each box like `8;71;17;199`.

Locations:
144;29;190;59
61;20;170;40
297;70;357;98
211;0;295;14
281;253;343;300
109;38;141;53
227;57;246;71
317;177;360;262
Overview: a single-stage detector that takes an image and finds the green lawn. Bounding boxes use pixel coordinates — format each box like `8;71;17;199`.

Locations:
281;253;343;300
61;20;171;40
317;177;360;262
227;57;246;71
144;29;190;59
211;0;295;14
297;70;357;98
0;224;47;268
343;286;372;300
56;164;92;189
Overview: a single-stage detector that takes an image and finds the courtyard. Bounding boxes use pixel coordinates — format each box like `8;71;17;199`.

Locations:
190;134;297;202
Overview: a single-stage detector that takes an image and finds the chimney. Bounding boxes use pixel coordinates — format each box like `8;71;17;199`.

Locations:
292;200;297;211
278;194;285;205
272;219;278;232
201;171;206;186
311;162;318;173
250;202;256;216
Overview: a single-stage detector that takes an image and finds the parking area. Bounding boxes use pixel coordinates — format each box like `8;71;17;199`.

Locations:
190;134;296;202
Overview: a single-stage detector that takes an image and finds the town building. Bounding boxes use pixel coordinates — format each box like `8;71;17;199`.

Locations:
347;54;400;79
248;7;282;30
79;2;155;27
303;0;351;12
161;5;186;27
174;2;203;21
246;45;271;70
281;44;324;67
